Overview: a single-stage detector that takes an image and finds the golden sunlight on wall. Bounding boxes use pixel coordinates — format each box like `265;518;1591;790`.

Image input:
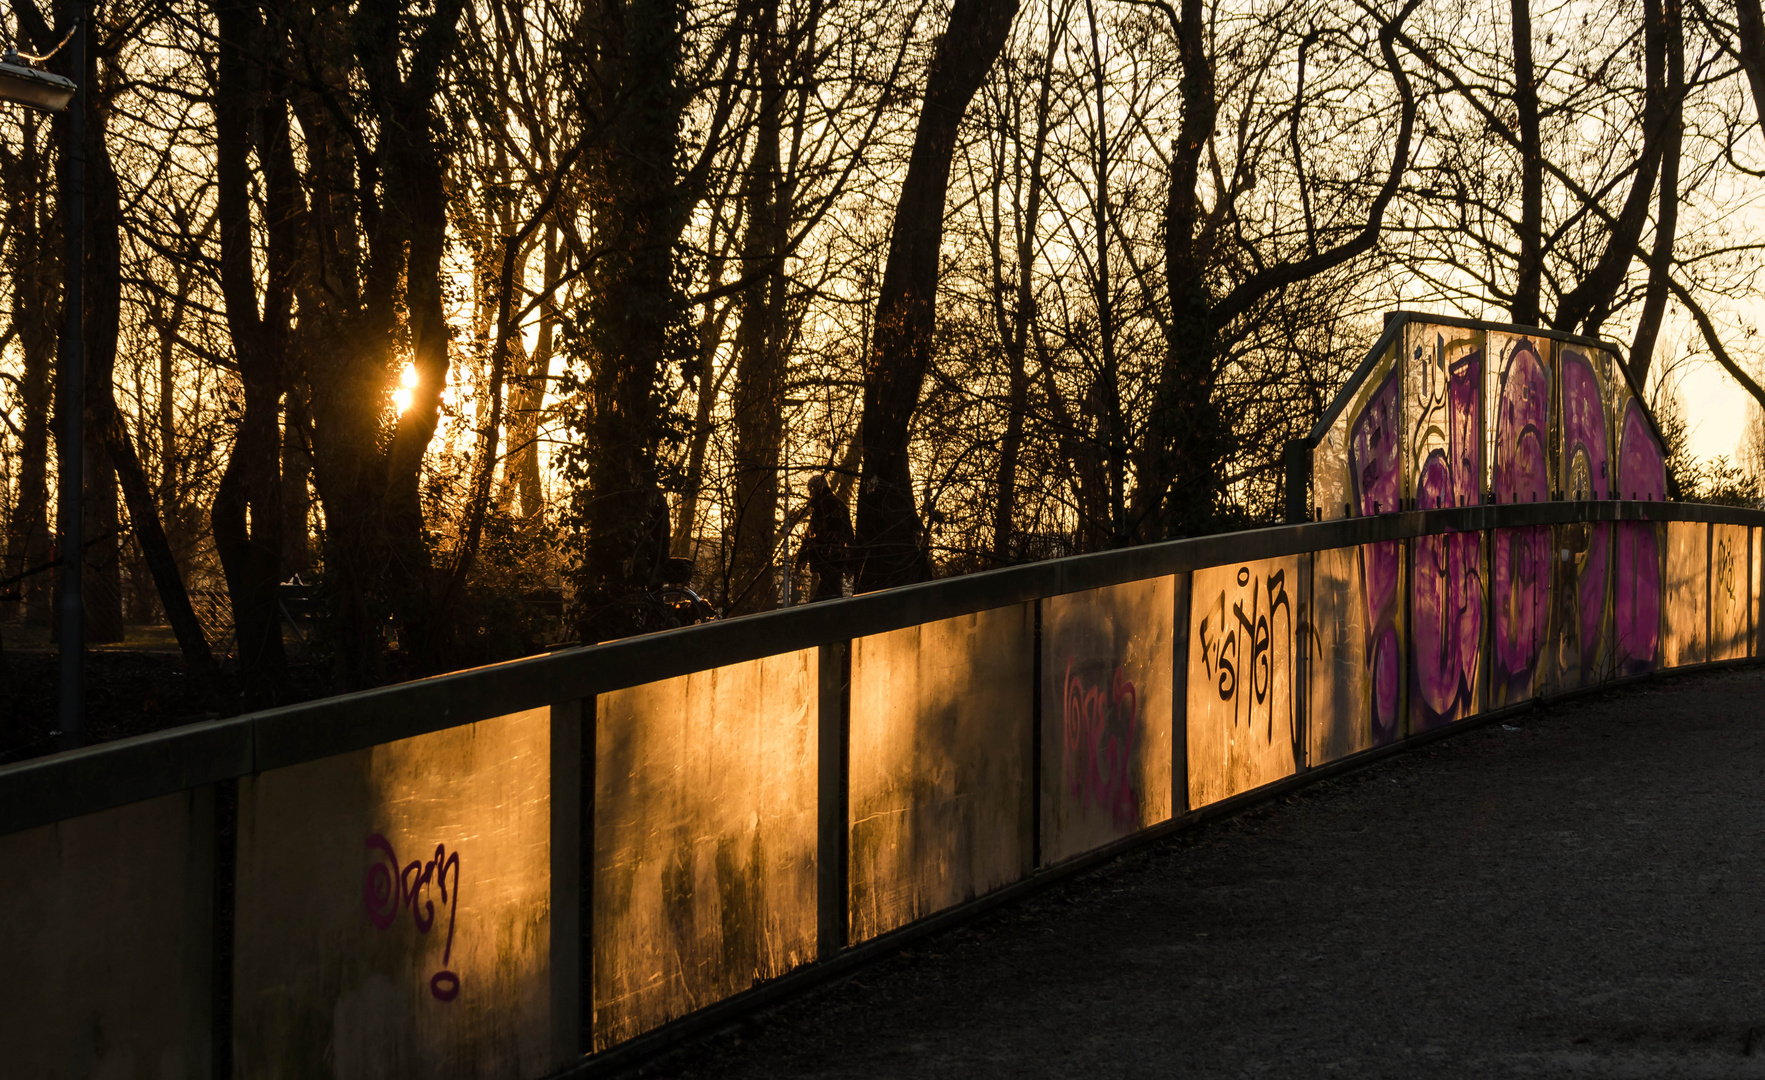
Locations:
232;707;555;1080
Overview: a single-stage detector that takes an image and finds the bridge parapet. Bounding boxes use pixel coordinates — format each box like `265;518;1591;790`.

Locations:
1;322;1757;1079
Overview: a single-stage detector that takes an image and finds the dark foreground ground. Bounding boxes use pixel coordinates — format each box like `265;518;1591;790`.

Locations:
643;666;1765;1079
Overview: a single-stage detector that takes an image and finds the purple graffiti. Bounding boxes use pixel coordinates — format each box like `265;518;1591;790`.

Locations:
1494;339;1549;505
1411;340;1483;729
1615;399;1668;674
1061;658;1140;828
365;834;463;1002
1491;339;1552;700
1560;350;1610;500
1349;369;1402;742
1556;350;1613;687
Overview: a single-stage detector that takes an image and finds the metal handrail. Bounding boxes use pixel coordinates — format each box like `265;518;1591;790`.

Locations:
1;496;1757;837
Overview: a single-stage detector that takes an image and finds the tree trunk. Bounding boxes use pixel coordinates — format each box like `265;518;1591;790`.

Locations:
98;405;216;686
503;226;559;527
3;110;55;627
573;0;691;641
853;0;1019;592
81;74;124;645
728;0;789;614
155;254;194;564
1136;0;1223;540
1630;0;1683;384
1511;0;1542;325
212;0;290;704
672;232;735;561
986;11;1054;566
282;392;312;576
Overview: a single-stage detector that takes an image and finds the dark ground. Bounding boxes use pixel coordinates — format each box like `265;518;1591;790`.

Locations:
642;665;1765;1079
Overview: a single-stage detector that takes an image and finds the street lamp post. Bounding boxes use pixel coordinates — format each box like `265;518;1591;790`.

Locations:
0;25;83;747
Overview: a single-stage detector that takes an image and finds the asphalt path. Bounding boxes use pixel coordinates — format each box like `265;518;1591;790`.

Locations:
640;665;1765;1079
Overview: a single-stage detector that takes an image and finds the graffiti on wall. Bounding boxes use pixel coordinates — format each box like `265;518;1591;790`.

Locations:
1552;349;1614;689
1411;333;1484;729
1349;368;1403;740
1189;556;1300;807
1060;659;1139;829
1198;566;1294;747
1045;577;1174;858
1560;349;1611;500
1489;337;1552;702
1309;318;1678;710
364;834;463;1002
1712;526;1745;660
1616;398;1668;674
1493;337;1550;505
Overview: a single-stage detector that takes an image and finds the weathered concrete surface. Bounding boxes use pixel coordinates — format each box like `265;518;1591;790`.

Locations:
643;665;1765;1078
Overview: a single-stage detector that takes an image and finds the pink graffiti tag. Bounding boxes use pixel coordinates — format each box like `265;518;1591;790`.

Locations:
1062;658;1140;828
364;834;463;1002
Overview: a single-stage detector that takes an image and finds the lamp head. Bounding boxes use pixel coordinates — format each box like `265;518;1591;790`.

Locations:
0;48;75;112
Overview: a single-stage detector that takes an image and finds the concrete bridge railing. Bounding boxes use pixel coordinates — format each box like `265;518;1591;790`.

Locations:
3;317;1754;1080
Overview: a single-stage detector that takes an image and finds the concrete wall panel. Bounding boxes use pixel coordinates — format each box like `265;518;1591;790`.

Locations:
1309;545;1369;764
594;653;818;1049
233;707;554;1080
1491;525;1552;706
848;606;1032;942
0;791;211;1080
1411;528;1486;730
1664;521;1709;668
1548;521;1614;694
1753;528;1761;657
1041;578;1175;864
1615;521;1666;677
1711;523;1747;662
1189;558;1305;807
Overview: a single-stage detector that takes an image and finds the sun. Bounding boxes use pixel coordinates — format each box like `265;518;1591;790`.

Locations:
393;363;418;413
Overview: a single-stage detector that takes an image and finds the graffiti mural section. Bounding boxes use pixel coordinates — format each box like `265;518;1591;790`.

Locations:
1189;558;1304;807
1040;578;1175;864
595;654;819;1049
1488;332;1553;504
849;606;1032;942
1663;523;1710;668
1405;325;1483;509
1314;347;1400;520
1402;324;1485;731
1546;522;1613;694
1484;334;1554;705
233;707;556;1080
1490;525;1551;705
1410;528;1483;731
1615;521;1666;676
1;792;212;1080
1559;346;1615;500
1310;315;1676;696
1710;524;1748;662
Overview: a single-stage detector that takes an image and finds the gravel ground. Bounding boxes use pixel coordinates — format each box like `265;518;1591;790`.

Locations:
639;665;1765;1079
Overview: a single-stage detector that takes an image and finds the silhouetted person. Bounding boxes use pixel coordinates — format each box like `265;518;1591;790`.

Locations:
797;474;855;601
